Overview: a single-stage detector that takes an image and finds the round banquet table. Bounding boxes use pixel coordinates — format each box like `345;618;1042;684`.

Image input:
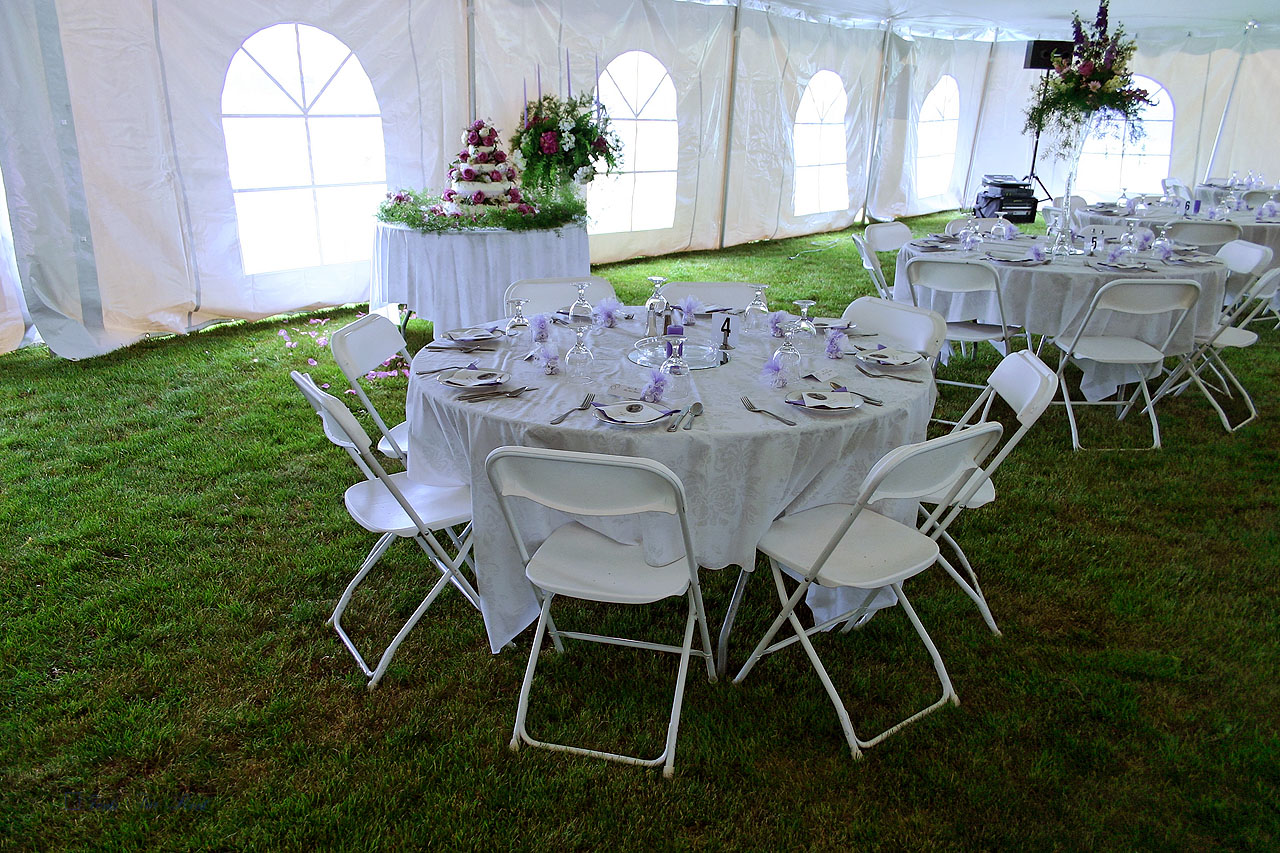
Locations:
1191;182;1277;208
894;238;1228;401
406;313;935;656
1076;208;1280;273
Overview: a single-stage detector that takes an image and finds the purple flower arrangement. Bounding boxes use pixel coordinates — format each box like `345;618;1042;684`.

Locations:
1135;228;1154;251
538;345;559;374
593;296;624;328
1027;244;1047;262
677;296;703;325
761;354;787;388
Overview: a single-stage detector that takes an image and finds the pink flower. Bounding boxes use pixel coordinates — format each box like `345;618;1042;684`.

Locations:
316;337;327;347
467;129;481;145
540;131;559;154
516;203;536;215
592;136;609;151
471;191;486;205
494;150;507;163
474;150;491;164
471;119;486;131
1088;80;1101;91
442;189;457;201
460;166;477;181
509;188;522;202
307;358;317;366
1079;60;1095;77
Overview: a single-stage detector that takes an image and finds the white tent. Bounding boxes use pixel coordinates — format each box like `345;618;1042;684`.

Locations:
2;0;1278;358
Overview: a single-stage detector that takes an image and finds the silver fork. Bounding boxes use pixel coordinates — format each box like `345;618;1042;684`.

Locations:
855;363;924;384
741;396;795;426
550;392;595;424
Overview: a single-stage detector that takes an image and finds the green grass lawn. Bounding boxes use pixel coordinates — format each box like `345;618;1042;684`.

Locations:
2;214;1278;850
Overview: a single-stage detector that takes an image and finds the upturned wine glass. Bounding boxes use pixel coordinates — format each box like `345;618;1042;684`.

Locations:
743;284;771;334
568;281;594;326
564;321;594;384
644;276;669;316
792;300;819;353
505;297;530;334
772;321;804;384
658;333;691;400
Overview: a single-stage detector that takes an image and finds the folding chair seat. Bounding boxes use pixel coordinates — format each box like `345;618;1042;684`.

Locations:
911;351;1056;635
486;446;716;778
1152;267;1279;432
1165;220;1242;250
660;281;759;312
330;313;414;462
291;372;480;689
1049;279;1201;450
733;424;1004;760
503;275;616;316
1239;267;1280;331
840;296;946;360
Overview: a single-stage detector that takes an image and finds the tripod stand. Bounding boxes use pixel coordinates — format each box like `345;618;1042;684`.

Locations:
1024;71;1054;202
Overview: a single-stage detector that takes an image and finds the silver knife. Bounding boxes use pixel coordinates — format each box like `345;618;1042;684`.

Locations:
666;404;693;432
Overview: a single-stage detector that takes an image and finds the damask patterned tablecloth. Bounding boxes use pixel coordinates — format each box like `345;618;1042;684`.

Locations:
895;241;1227;401
1076;209;1280;273
407;315;935;653
370;223;589;339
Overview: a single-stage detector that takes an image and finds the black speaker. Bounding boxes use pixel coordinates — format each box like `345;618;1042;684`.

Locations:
1024;40;1074;70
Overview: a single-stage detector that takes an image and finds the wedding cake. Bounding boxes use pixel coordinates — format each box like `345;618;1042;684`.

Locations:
442;119;523;212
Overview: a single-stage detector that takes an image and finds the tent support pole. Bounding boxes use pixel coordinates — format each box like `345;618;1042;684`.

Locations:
717;0;744;250
960;32;999;214
860;22;893;223
466;0;477;122
1203;22;1254;182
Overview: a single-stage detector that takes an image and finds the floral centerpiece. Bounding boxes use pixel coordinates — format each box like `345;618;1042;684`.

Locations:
509;93;621;191
1023;1;1152;144
1024;1;1152;254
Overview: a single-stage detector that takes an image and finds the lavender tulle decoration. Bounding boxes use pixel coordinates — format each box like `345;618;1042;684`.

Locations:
1135;228;1155;251
1002;223;1019;240
761;353;787;388
641;369;667;402
1027;244;1047;262
1107;246;1126;263
593;297;624;328
1153;244;1173;261
678;296;702;325
825;328;845;359
767;311;788;338
530;313;551;343
538;344;559;374
1258;201;1278;221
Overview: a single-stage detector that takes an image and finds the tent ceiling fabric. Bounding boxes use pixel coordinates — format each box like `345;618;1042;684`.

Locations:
1;0;1277;358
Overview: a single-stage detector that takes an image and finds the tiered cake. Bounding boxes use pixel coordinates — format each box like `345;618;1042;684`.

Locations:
442;120;523;212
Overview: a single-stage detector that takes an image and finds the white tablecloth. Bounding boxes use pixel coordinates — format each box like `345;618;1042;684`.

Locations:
895;240;1227;401
407;315;935;652
1077;209;1280;274
370;223;589;339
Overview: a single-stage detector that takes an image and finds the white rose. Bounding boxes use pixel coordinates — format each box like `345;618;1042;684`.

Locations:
561;133;575;151
559;117;574;132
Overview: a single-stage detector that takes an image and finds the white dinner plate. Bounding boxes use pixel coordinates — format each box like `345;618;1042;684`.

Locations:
986;249;1041;264
854;347;925;368
785;391;862;412
436;368;509;388
445;327;503;343
593;400;677;426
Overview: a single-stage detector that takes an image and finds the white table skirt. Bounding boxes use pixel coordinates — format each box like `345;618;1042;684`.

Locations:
895;241;1227;402
370;223;590;339
407;315;935;652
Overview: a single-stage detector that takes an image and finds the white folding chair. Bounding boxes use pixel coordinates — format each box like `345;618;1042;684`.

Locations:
1162;178;1192;201
912;351;1057;635
1242;189;1271;207
733;423;1004;760
486;446;716;778
504;276;616;317
840;296;947;360
1239;267;1280;331
660;281;759;311
1050;279;1201;450
330;314;413;463
1151;266;1278;432
905;258;1021;360
851;234;893;300
865;221;912;252
291;371;480;689
1215;239;1274;307
1165;220;1242;249
944;216;1011;236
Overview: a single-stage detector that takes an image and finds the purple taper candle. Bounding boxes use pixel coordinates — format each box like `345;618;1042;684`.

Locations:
537;65;541;101
566;49;572;98
523;79;528;126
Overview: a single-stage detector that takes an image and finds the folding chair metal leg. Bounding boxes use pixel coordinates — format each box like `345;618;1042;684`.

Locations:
788;602;863;760
716;567;752;678
366;564;456;689
1059;372;1084;451
936;552;1001;636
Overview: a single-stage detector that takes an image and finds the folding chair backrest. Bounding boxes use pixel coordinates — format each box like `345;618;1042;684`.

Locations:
863;423;1003;505
661;281;759;310
1162;178;1190;200
1052;195;1086;211
504;276;616;316
851;235;891;299
1093;279;1200;316
840;296;947;357
1242;189;1271;206
291;370;377;479
864;221;912;252
944;217;1009;236
487;446;684;517
1166;221;1242;248
906;258;999;294
1216;240;1273;277
331;314;411;379
988;350;1057;427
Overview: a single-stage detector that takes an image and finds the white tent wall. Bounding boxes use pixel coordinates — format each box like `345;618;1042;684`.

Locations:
965;41;1038;206
719;9;881;246
0;165;32;354
868;33;991;219
471;0;735;263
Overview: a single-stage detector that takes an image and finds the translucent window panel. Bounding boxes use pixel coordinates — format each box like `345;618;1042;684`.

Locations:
793;123;823;167
234;189;321;274
240;25;304;107
222;52;302;115
639;73;677;119
309;58;380;115
1143;121;1174;153
631;122;678;172
916;122;956;159
816;124;846;166
610;121;638;172
222;117;311;189
597;72;628;118
1077;77;1173;200
587;173;636;235
316;184;386;265
630;173;677;231
1122;157;1167;193
309;117;387;185
816;164;849;213
794;167;823;217
298;25;350;107
917;155;952;198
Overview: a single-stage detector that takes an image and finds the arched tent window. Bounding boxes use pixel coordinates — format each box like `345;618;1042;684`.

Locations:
916;75;961;199
588;50;677;234
221;23;386;275
793;70;849;216
1076;75;1173;199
